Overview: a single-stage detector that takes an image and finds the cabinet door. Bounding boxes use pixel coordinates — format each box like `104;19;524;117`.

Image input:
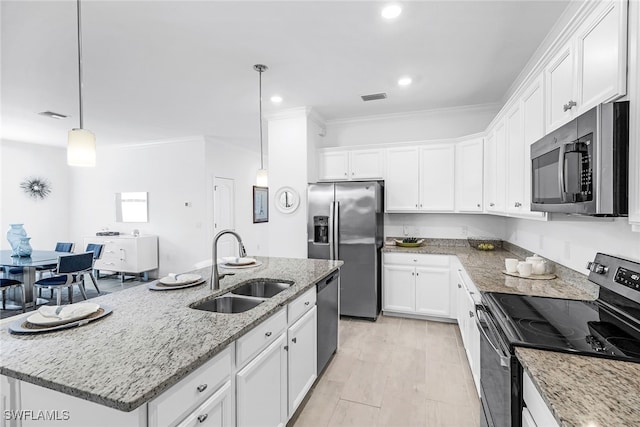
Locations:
382;264;415;313
486;121;506;213
576;0;627;112
318;151;349;181
236;334;287;427
350;149;384;180
455;138;484;212
288;306;317;416
176;381;232;427
414;267;450;318
521;76;547;219
545;43;576;131
419;145;455;211
385;147;420;211
506;103;524;214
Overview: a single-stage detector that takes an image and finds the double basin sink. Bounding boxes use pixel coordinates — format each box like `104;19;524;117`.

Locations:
191;279;294;314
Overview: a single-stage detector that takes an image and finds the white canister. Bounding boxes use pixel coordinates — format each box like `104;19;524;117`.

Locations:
517;261;533;277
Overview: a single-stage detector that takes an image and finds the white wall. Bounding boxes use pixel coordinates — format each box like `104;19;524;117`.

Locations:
386;213;506;240
505;217;640;274
0;140;70;250
323;103;500;148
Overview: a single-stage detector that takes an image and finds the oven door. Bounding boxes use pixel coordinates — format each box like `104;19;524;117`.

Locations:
476;305;521;427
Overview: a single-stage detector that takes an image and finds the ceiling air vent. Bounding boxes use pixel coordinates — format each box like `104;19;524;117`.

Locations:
38;111;68;119
361;93;387;102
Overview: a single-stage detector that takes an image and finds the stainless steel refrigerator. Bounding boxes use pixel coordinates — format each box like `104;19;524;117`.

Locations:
307;181;384;320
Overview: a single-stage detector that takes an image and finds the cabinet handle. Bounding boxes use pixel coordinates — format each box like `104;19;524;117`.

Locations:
284;345;289;351
292;337;297;343
196;384;208;393
489;203;495;207
197;414;208;423
419;204;423;208
469;311;474;318
344;172;348;176
563;100;577;112
458;283;462;288
265;331;272;337
477;203;481;208
351;172;354;176
411;272;414;276
415;204;418;208
304;301;310;306
514;202;522;208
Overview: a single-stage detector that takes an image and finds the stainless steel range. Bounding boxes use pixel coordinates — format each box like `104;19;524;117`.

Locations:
477;253;640;427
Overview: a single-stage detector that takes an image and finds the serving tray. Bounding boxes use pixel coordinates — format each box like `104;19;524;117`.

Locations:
148;279;207;291
501;270;557;280
9;306;113;335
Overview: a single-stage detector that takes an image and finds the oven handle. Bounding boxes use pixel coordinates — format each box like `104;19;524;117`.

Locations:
475;305;510;368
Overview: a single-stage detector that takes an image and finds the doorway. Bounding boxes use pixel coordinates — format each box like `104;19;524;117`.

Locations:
213;177;236;259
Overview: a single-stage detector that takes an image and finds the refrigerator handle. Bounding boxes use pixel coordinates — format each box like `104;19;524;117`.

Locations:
334;201;340;260
329;201;335;260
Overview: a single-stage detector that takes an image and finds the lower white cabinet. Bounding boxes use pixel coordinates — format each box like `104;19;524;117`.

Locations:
236;333;288;427
176;381;232;427
383;253;452;319
84;235;158;279
455;267;481;396
287;306;317;416
523;370;560;427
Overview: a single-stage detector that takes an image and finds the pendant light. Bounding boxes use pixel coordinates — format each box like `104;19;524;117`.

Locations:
254;64;268;187
67;0;96;167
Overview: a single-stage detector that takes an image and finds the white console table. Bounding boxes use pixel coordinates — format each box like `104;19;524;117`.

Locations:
83;235;158;281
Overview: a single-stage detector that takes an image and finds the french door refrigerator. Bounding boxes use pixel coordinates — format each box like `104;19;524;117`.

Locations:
307;181;384;320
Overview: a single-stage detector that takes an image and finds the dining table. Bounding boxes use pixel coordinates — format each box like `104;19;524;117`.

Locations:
0;250;71;309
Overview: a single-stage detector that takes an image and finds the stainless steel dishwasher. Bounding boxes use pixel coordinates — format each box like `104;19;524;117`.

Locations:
317;271;339;375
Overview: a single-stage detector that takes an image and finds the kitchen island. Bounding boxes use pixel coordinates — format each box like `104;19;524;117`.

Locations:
0;256;341;423
382;239;639;427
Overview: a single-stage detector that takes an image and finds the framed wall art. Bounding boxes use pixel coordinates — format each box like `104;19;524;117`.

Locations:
253;186;268;223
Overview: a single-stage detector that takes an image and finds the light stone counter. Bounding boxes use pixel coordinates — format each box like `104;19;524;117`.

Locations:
383;238;639;426
0;256;342;412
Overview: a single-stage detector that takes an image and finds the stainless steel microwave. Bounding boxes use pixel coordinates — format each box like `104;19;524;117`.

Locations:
530;101;629;216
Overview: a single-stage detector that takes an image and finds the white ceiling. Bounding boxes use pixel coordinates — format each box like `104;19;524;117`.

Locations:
1;0;570;150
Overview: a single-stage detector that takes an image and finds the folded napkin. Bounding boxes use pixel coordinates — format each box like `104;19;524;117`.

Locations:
38;303;100;320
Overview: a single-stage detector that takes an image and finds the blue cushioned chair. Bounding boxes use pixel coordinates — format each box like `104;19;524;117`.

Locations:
33;252;94;306
1;278;26;313
84;243;104;294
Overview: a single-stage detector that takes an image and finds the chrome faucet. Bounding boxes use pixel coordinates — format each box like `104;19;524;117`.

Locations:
211;229;247;290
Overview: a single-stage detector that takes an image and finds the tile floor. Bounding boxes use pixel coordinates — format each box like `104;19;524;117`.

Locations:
293;316;480;427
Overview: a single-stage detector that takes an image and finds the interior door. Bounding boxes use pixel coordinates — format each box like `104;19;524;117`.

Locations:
214;177;235;260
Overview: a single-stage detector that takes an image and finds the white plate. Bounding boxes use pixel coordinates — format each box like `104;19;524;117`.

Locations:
221;257;256;267
28;302;100;326
220;260;263;269
159;273;202;286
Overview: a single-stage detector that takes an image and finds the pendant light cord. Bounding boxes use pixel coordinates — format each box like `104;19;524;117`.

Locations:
76;0;84;129
258;67;264;170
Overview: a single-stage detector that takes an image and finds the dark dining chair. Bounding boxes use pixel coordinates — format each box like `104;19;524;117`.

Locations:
0;278;26;313
33;252;94;306
84;243;104;294
36;242;75;296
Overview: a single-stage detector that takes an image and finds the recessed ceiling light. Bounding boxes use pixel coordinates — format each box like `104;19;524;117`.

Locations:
381;4;402;20
270;95;283;104
398;76;412;86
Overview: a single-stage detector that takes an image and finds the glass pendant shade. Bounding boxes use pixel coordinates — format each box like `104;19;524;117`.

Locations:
67;128;96;167
256;169;268;187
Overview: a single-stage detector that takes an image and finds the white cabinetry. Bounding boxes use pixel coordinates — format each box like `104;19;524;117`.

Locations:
383;253;452;319
455;138;484;212
484;121;506;214
318;148;384;181
386;145;455;212
176;381;232;427
523;370;560;427
455;266;480;397
84;235;158;279
545;0;628;132
505;102;525;214
287;306;317;416
236;333;288;427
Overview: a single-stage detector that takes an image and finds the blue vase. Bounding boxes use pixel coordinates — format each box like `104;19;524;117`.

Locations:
16;237;33;257
6;224;27;256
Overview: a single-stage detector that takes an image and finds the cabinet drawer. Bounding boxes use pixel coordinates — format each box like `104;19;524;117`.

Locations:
384;252;450;267
176;381;231;427
523;370;559;427
288;287;316;325
236;309;287;368
148;346;231;427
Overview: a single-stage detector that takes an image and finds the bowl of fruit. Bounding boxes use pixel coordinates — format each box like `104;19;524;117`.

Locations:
394;237;425;248
468;238;501;251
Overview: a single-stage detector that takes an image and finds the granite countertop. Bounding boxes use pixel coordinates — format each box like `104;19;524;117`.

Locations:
384;238;639;426
0;256;342;412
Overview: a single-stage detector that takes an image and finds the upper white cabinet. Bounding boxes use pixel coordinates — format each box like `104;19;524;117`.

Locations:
386;145;455;212
484;121;506;214
318;148;384;181
455;138;484;212
545;0;628;132
506;102;526;215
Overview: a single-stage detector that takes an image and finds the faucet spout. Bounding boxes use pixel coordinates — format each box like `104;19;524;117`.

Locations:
211;229;246;290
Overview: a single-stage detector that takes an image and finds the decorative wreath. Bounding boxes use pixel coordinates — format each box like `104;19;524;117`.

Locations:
20;177;52;200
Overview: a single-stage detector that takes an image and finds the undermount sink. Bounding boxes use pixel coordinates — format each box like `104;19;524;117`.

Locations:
231;279;294;298
191;295;264;314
